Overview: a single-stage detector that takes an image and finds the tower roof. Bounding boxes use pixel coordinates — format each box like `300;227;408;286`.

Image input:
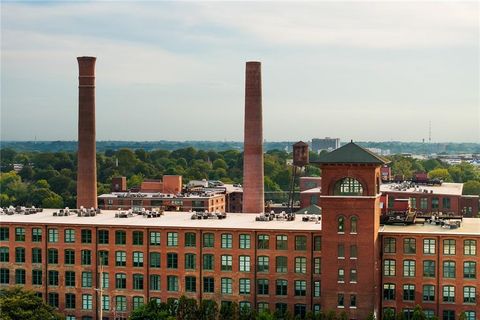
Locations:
311;142;390;165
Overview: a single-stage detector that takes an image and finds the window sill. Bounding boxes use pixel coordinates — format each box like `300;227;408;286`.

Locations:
337;281;345;284
338;257;345;260
337;306;345;309
350;306;357;309
350;257;358;260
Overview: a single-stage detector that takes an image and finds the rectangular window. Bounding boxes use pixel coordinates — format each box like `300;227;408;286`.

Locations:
314;281;321;297
239;256;251;272
442;310;455;320
133;231;144;245
15;227;25;242
150;231;161;246
295;280;306;296
0;227;9;241
464;261;476;279
15;247;25;263
65;271;75;287
32;269;42;285
48;292;59;308
423;260;435;277
314;257;321;274
115;230;126;245
185;253;196;270
133;251;144;267
338;268;345;282
15;269;26;284
403;284;415;301
98;250;108;266
384;259;396;276
81;229;92;244
115;273;126;289
221;278;233;294
404;238;416;254
443;239;456;255
167;253;178;269
276;279;287;296
350;294;357;308
463;286;476;303
115;296;127;312
338;294;344;307
257;234;269;249
464;240;476;255
338;244;345;258
314;236;322;251
167;232;177;247
423;285;435;302
239;278;251;295
64;229;75;243
185;232;196;247
432;197;439;209
150;274;161;291
295;236;307;251
443;261;456;278
350;269;357;283
48;270;59;286
0;247;8;262
276;235;288;250
64;249;74;265
97;230;109;244
383;283;395;300
203;277;214;293
65;293;75;309
0;269;9;284
258;256;269;272
442;197;451;209
221;233;232;248
403;260;415;277
442;286;455;302
276;256;288;273
239;234;251;249
133;274;144;290
150;252;161;268
101;272;109;289
410;197;417;209
81;250;91;265
81;272;92;288
133;296;144;310
295;257;307;274
257;279;269;295
203;254;214;270
115;251;126;267
82;294;93;310
420;198;428;210
31;248;41;264
221;255;232;271
48;248;58;264
32;228;42;242
423;239;436;254
185;276;196;292
102;295;110;311
203;233;214;247
350;245;358;259
384;238;396;253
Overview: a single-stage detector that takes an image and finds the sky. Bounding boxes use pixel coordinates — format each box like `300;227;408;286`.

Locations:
1;1;479;143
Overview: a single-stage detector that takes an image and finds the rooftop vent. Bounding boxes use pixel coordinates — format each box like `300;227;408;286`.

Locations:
76;206;101;217
1;206;42;215
115;208;163;218
255;211;295;222
191;210;227;220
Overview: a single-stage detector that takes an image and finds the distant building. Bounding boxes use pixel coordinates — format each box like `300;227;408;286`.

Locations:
311;137;340;153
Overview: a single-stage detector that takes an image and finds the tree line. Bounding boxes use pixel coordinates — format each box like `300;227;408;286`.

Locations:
0;147;479;209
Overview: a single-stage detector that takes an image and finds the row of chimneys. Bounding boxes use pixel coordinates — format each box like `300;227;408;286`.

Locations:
76;58;264;213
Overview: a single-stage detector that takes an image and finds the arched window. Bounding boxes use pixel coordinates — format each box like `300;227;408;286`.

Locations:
350;217;358;233
333;177;363;196
337;216;345;233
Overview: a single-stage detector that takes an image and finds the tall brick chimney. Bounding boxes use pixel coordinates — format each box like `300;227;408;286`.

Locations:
243;61;264;213
76;56;98;208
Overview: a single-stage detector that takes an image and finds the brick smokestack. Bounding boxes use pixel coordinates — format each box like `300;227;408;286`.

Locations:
243;61;264;213
76;56;98;208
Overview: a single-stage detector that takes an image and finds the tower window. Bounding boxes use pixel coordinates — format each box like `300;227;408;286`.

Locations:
334;177;363;196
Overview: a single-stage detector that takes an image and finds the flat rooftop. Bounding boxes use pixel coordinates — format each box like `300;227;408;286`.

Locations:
380;218;480;236
98;192;223;199
0;209;322;231
380;182;463;196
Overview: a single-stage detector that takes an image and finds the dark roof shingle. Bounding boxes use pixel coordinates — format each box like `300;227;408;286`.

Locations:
311;142;389;164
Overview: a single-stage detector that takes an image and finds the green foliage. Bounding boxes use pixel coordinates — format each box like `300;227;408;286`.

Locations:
463;180;480;195
428;168;451;182
412;305;426;320
0;286;64;320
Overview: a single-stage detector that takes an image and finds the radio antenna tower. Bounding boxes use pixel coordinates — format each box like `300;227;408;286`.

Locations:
428;120;432;144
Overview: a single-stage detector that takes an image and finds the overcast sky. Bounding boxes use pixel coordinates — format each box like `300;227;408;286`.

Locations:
1;1;479;143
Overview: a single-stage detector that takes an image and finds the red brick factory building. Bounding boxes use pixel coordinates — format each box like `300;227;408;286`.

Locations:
0;58;478;320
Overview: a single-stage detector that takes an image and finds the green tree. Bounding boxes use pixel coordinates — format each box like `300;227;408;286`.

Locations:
463;180;480;195
0;286;64;320
198;299;218;320
428;168;451;182
42;193;64;208
213;159;228;170
412;305;426;320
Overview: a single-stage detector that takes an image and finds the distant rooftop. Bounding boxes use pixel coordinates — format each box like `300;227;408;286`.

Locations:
380;218;480;236
98;191;223;199
380;182;463;196
311;142;390;165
